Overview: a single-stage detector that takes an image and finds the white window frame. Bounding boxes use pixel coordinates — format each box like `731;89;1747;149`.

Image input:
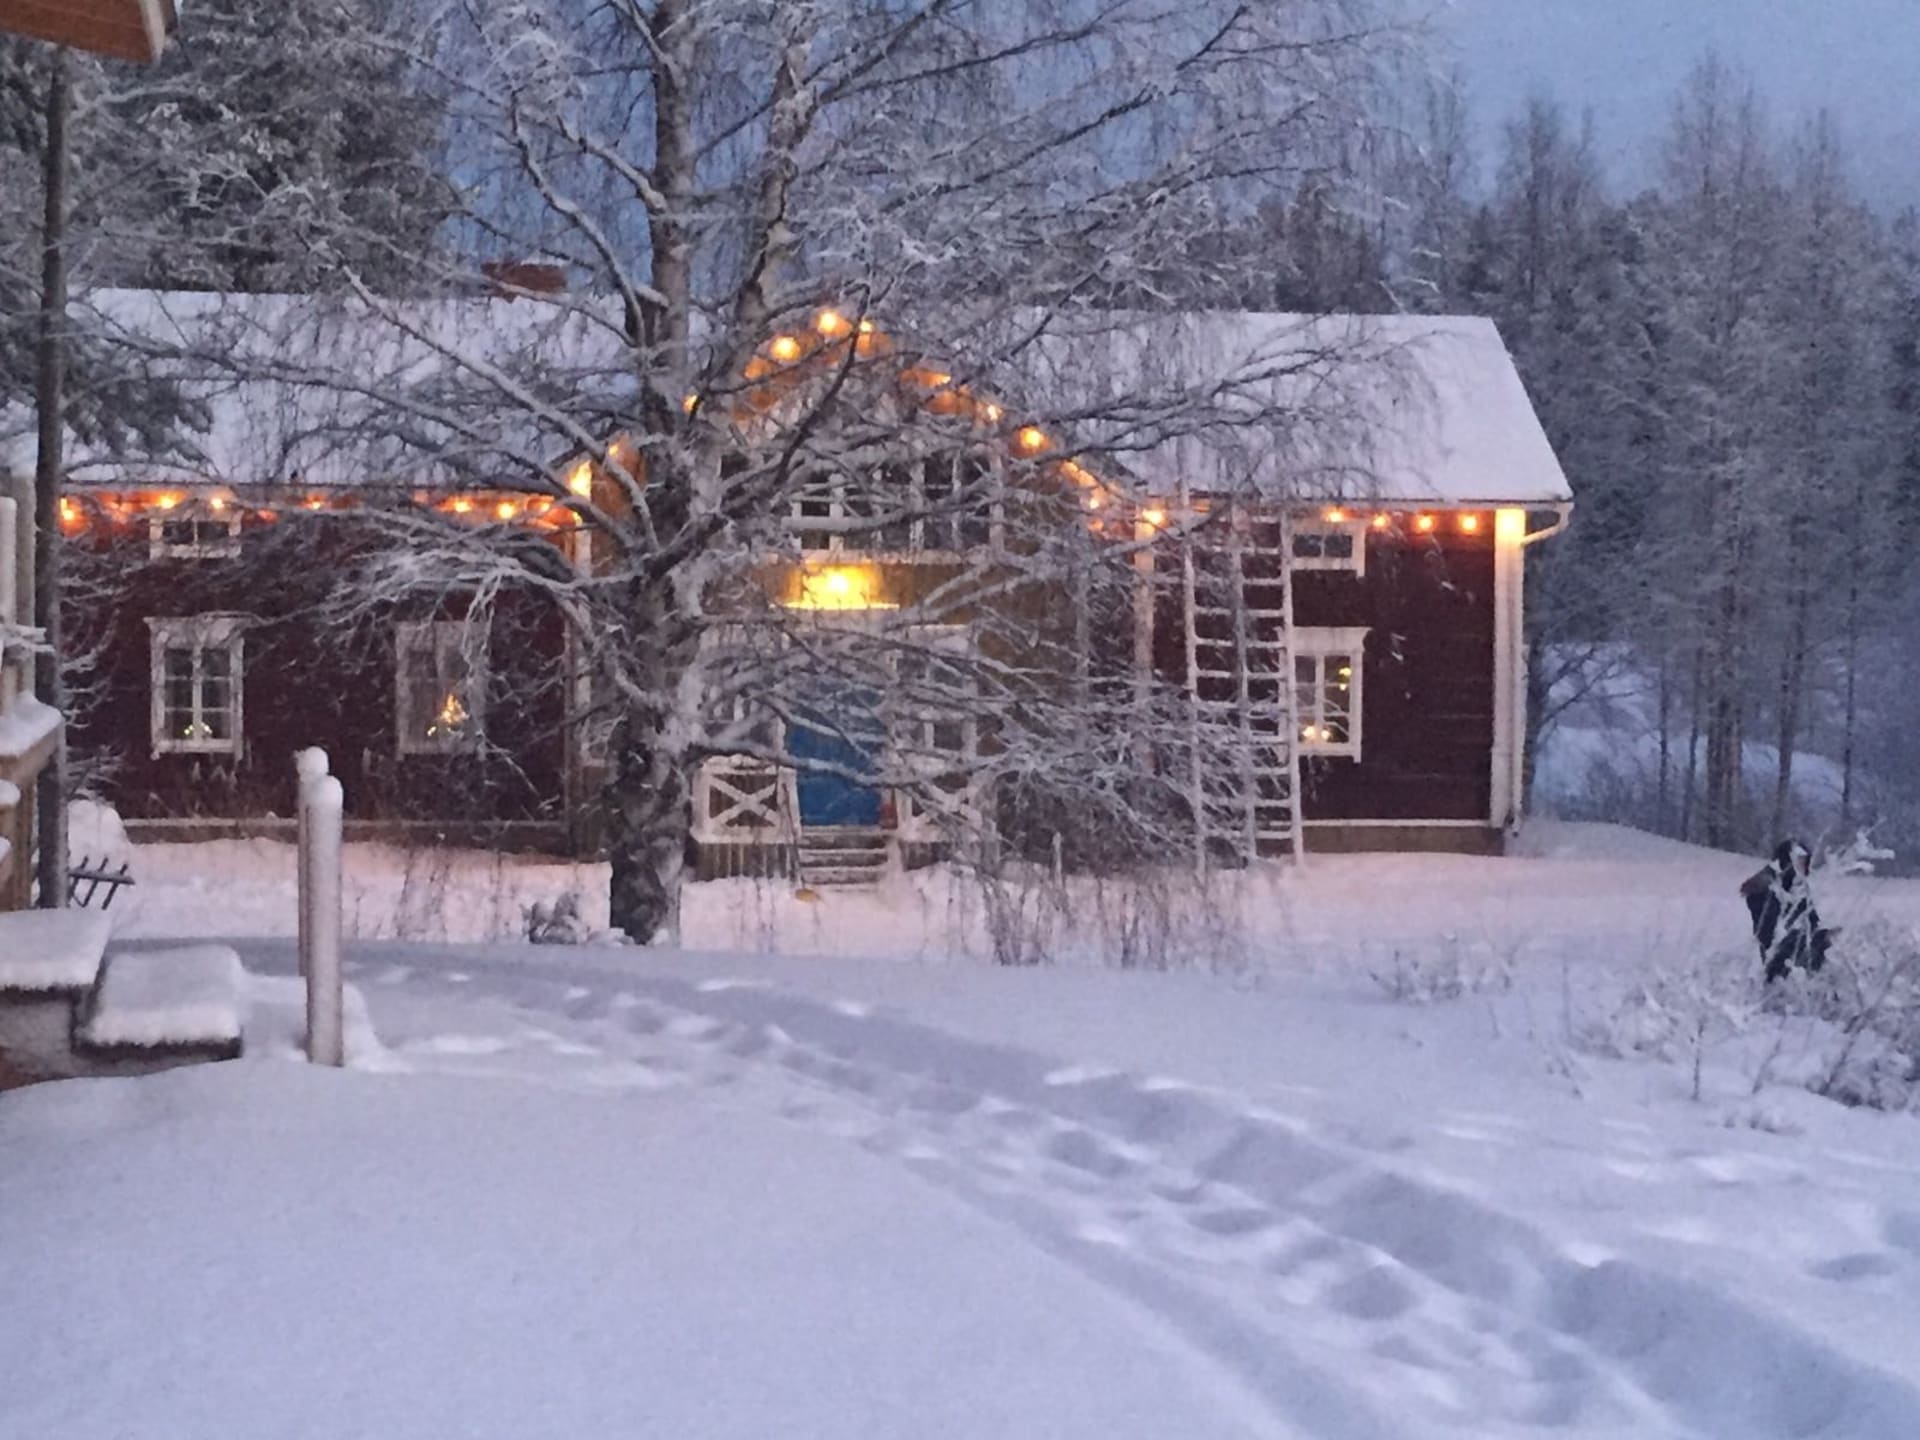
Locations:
789;454;1000;558
1289;515;1367;576
148;615;246;758
1293;626;1367;759
395;619;489;756
147;506;242;560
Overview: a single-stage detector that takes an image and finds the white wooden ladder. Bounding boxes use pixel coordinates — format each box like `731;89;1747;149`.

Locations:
1177;501;1307;868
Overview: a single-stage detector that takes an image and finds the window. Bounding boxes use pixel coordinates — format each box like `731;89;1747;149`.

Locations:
396;620;487;754
148;616;246;757
1292;627;1367;758
1290;516;1366;575
148;506;242;559
788;454;996;555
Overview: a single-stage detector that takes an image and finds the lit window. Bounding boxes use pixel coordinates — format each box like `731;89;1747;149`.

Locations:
148;507;242;559
1292;627;1367;758
148;616;246;757
396;620;487;754
1290;515;1366;575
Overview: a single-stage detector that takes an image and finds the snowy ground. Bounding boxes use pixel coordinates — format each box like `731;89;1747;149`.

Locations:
9;818;1920;1436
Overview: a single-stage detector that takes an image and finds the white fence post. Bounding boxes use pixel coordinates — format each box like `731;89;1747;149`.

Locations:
304;772;345;1066
295;748;328;978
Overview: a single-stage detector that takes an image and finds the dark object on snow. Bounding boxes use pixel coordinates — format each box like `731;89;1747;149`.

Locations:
67;855;135;910
1740;840;1834;983
524;892;589;945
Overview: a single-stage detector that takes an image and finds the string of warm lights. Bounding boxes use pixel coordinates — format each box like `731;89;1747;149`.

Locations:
51;305;1515;550
59;483;1502;545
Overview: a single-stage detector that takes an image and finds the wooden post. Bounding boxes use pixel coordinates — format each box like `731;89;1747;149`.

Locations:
295;748;328;978
32;52;70;911
304;773;345;1066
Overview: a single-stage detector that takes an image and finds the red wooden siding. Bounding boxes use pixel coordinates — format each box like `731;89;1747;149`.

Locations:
67;519;574;845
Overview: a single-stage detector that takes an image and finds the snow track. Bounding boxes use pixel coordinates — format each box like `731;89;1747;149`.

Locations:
288;945;1920;1440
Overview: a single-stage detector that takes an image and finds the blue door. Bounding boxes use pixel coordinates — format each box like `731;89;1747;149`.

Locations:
789;688;883;826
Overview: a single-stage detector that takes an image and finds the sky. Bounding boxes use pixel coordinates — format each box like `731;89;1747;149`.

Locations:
1435;0;1920;209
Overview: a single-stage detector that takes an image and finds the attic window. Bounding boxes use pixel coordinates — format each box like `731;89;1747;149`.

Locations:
788;454;997;556
1290;515;1365;576
149;506;242;559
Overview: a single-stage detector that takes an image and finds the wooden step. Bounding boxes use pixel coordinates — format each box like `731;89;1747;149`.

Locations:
0;909;112;997
75;945;245;1065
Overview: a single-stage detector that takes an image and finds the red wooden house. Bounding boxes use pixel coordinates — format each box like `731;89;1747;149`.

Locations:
51;294;1571;875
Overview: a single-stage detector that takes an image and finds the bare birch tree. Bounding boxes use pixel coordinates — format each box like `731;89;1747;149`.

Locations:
129;1;1407;942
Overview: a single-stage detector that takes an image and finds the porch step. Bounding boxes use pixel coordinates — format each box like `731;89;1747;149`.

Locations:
76;945;245;1062
796;827;889;889
0;909;113;996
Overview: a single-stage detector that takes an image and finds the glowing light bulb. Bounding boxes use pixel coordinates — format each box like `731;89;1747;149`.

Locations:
1016;426;1048;454
770;335;801;362
567;461;593;496
1371;513;1390;530
1458;513;1480;533
451;497;473;515
815;310;849;337
1141;507;1167;529
156;493;180;510
1325;507;1347;524
496;500;518;521
1415;514;1436;533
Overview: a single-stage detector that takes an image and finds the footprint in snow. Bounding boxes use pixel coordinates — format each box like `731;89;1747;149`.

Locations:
1808;1251;1898;1283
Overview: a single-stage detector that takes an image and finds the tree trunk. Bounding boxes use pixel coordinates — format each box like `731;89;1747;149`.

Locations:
1769;583;1810;844
1680;644;1703;842
32;52;69;911
605;709;690;945
1656;655;1673;832
1840;561;1861;826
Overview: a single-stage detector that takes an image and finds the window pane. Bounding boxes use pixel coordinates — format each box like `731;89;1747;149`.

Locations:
955;455;993;548
921;456;955;551
203;646;231;683
876;464;915;550
1320;531;1355;560
1292;532;1326;558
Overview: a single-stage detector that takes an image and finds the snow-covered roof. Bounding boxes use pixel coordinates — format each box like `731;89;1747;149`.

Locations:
44;292;1569;506
56;288;636;490
995;310;1572;506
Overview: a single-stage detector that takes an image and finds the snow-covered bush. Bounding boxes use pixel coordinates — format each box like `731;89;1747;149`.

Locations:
524;892;591;945
1578;948;1756;1101
1369;936;1514;1005
1776;920;1920;1111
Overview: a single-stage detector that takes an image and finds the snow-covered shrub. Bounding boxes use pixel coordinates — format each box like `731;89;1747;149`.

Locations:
524;892;590;945
1780;920;1920;1111
1369;936;1514;1005
1820;829;1896;877
1579;948;1757;1101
